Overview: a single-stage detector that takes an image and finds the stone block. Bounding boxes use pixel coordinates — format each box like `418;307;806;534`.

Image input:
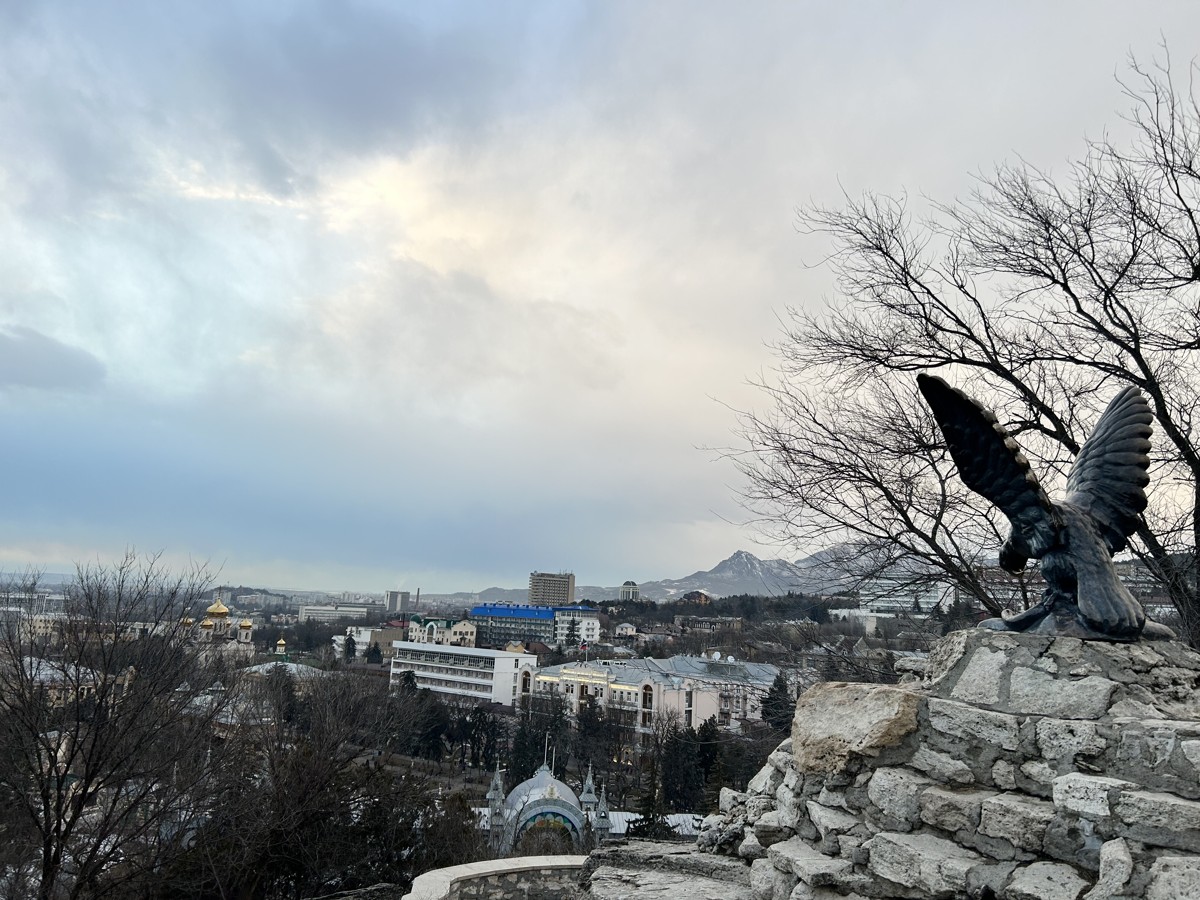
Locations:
1181;739;1200;771
979;793;1055;852
746;796;775;824
775;785;804;829
1019;760;1056;795
1008;668;1117;719
1112;789;1200;851
753;811;794;848
992;759;1017;790
791;683;921;774
739;831;767;860
1036;718;1106;763
804;801;857;837
866;831;983;897
910;745;974;784
769;750;794;772
949;646;1007;705
919;786;995;834
720;787;746;813
866;767;932;831
749;857;776;900
749;763;785;796
1005;861;1089;900
1145;855;1200;900
772;867;798;900
1051;773;1132;819
815;787;846;810
767;837;852;886
927;697;1020;751
1082;838;1132;900
967;861;1018;897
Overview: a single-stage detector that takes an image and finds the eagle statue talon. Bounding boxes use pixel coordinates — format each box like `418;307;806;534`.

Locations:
916;374;1175;643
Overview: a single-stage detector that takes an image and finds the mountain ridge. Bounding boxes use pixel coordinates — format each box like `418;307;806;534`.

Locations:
424;549;842;605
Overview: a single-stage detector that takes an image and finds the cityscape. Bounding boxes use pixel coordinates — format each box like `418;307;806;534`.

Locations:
3;4;1200;900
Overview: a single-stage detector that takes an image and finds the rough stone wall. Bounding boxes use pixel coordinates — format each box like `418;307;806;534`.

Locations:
694;630;1200;900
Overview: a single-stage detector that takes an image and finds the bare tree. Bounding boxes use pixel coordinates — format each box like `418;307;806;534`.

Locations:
0;553;230;900
738;51;1200;646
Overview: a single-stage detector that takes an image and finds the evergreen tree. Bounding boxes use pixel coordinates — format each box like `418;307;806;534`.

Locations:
396;669;418;693
365;641;383;665
696;716;721;782
574;696;606;771
661;725;705;812
762;672;796;732
344;633;357;661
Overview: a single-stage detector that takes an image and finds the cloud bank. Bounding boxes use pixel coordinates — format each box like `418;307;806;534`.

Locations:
0;1;1195;591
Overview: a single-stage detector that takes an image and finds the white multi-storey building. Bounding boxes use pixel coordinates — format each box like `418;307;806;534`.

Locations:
299;604;378;623
389;642;533;706
553;607;600;646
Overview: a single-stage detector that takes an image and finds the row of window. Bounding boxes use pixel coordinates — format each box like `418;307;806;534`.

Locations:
393;653;496;670
392;662;491;682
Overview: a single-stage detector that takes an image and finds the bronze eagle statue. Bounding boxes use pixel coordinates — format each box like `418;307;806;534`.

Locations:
916;373;1173;642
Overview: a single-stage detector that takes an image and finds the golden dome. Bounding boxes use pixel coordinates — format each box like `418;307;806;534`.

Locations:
239;619;253;628
206;598;230;617
181;617;195;626
200;618;215;629
276;637;287;646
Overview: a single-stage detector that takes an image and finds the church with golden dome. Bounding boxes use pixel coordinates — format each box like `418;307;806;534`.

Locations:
191;597;256;661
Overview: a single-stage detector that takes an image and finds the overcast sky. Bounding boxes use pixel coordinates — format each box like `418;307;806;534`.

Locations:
0;2;1196;593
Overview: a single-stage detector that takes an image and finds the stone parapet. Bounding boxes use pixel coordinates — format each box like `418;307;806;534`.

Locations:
687;630;1200;899
402;856;587;900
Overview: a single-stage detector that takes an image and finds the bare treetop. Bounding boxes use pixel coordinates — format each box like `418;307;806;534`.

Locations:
918;373;1172;642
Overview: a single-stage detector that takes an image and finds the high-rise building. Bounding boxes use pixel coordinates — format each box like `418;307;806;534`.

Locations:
528;571;576;606
385;590;411;614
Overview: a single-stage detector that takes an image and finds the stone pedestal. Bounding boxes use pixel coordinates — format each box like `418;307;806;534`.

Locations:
693;631;1200;900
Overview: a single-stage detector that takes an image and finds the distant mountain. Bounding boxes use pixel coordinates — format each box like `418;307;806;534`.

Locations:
420;550;845;607
629;550;821;601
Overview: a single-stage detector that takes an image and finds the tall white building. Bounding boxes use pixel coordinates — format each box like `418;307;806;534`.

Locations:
389;642;533;706
528;571;576;606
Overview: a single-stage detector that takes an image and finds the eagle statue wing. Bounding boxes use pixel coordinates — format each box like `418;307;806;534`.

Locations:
917;374;1060;566
1064;385;1152;555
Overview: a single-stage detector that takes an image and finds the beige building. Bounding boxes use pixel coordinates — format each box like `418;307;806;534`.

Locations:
521;654;779;738
406;616;477;648
528;571;576;606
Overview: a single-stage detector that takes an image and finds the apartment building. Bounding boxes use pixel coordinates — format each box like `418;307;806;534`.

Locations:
389;642;533;705
528;571;576;606
470;604;555;647
552;606;601;646
469;604;600;649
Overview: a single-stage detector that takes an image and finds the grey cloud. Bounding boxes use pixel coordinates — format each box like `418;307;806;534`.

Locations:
0;327;105;392
197;4;534;192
